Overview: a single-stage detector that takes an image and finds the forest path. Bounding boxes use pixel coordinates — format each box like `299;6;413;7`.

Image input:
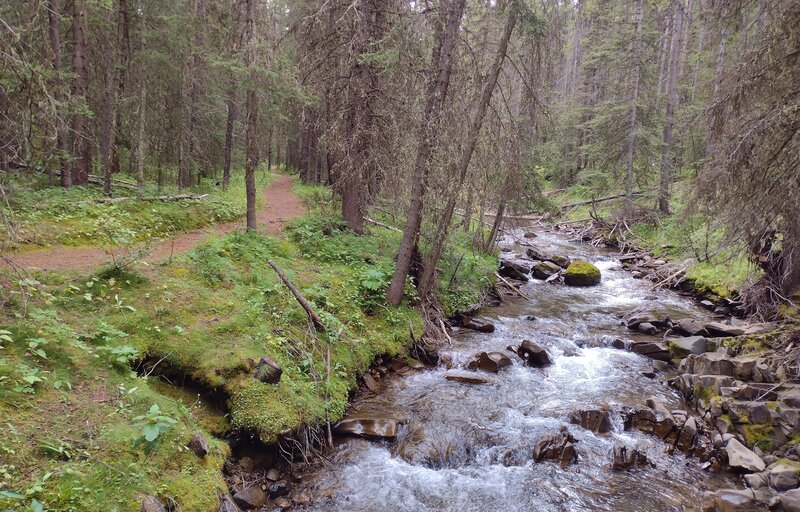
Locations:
0;174;305;273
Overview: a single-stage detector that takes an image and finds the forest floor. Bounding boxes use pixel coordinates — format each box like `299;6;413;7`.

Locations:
0;174;304;272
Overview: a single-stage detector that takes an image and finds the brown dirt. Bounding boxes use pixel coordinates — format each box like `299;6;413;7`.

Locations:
0;174;305;273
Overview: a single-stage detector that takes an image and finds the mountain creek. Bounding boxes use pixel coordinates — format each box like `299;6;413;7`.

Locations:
224;228;799;512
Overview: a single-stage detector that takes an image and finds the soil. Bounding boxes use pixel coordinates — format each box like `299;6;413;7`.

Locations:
0;174;305;273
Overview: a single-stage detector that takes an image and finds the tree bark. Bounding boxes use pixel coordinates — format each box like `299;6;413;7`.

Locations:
625;0;644;217
658;0;684;214
222;86;237;190
386;0;466;306
417;2;519;296
244;0;258;231
70;0;90;185
47;0;69;187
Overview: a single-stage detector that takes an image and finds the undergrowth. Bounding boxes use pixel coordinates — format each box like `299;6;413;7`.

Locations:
0;175;496;511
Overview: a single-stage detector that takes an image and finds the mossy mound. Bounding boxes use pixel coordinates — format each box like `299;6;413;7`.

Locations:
563;260;601;287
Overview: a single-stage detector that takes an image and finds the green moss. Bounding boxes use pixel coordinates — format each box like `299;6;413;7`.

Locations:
563;260;602;286
742;423;775;452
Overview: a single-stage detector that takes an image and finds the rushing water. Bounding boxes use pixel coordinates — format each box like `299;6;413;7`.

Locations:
295;229;736;511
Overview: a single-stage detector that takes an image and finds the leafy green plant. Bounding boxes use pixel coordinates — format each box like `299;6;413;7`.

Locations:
99;345;140;369
134;404;176;444
0;329;12;349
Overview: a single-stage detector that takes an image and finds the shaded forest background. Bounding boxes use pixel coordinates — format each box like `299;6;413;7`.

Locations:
1;0;798;313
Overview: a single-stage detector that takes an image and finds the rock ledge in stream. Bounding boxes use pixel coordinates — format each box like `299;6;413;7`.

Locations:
516;340;552;367
570;409;612;433
467;352;512;373
333;416;405;439
563;260;601;287
444;370;492;385
533;428;577;468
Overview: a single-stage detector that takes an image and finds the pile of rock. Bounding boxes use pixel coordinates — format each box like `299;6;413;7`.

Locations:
533;428;577;468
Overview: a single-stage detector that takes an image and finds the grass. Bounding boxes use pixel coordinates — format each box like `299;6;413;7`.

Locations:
0;168;274;251
0;176;496;511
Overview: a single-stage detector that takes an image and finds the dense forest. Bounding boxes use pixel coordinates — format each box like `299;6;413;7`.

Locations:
1;0;799;511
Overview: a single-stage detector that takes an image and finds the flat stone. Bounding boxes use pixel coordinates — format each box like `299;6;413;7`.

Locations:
461;317;496;333
725;438;766;472
444;370;492;385
624;307;671;329
692;352;736;377
233;487;268;510
628;341;670;362
676;318;707;336
705;322;747;337
669;336;708;359
333;416;404;439
499;260;530;281
531;260;562;280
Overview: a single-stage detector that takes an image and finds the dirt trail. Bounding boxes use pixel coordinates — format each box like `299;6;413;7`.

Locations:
0;174;305;273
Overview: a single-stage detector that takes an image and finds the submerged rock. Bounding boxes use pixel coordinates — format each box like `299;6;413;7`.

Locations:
444;370;492;385
517;340;552;367
563;260;601;286
467;351;513;373
531;260;562;280
700;488;759;512
333;416;404;439
624;307;671;330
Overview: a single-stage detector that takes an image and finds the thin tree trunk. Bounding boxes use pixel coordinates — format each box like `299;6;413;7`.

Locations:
136;78;146;196
418;3;519;296
625;0;644;217
47;0;69;187
244;0;258;231
658;0;684;214
70;0;90;185
222;86;237;190
705;25;727;156
386;0;466;306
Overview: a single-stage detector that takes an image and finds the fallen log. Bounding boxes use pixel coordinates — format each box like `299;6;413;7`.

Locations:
495;272;531;300
87;193;209;204
365;217;401;232
87;175;138;190
268;259;326;331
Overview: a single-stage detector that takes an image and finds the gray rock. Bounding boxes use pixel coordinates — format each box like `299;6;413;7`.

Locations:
725;438;766;472
768;462;800;491
268;480;290;499
499;260;530;281
233;486;268;510
773;488;800;512
141;497;167;512
612;444;648;470
218;493;242;512
638;322;659;335
624;307;671;329
531;260;562;280
692;352;737;377
743;472;768;490
628;341;671;362
187;433;210;458
253;356;282;384
700;488;759;511
669;336;708;359
526;246;550;261
676;318;707;336
549;255;572;269
705;321;747;337
676;416;697;452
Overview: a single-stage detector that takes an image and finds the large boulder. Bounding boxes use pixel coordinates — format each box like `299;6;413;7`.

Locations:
773;488;800;512
725;438;766;473
334;416;405;439
549;255;572;269
467;351;513;373
768;462;800;491
517;340;552;367
531;260;562;280
690;352;737;377
563;261;601;287
526;246;550;261
570;409;612;434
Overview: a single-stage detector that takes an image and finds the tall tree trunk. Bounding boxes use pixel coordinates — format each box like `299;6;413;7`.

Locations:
625;0;644;217
417;2;519;297
222;86;237;190
658;0;684;214
70;0;90;185
244;0;258;231
386;0;467;306
47;0;69;187
136;78;146;196
705;25;727;157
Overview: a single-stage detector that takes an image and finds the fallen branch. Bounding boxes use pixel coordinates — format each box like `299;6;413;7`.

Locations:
365;217;401;232
495;272;531;300
268;259;325;331
560;189;656;210
86;193;209;204
87;175;138;190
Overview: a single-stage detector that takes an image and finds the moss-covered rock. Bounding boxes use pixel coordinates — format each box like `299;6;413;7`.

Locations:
563;260;601;287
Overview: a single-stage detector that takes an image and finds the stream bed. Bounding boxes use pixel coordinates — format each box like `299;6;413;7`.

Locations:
293;229;738;511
